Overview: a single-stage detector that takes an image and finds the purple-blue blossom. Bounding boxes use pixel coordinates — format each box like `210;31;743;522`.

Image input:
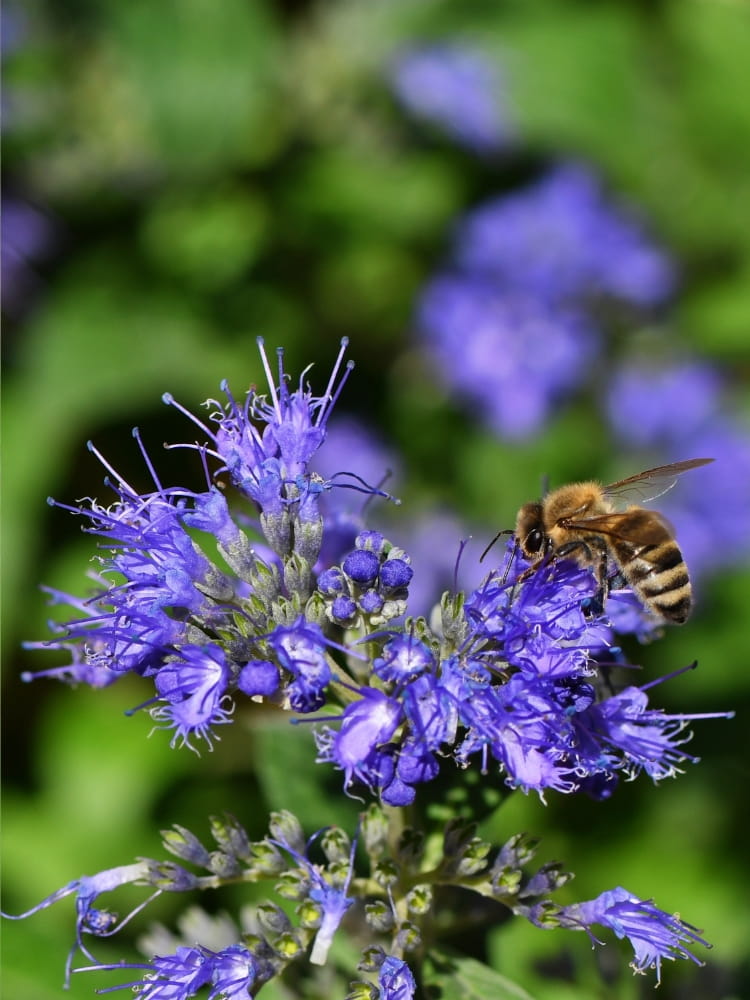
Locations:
418;276;597;438
78;943;264;1000
373;634;435;684
606;361;723;447
378;954;417;1000
162;337;357;558
558;887;710;984
455;164;676;307
389;44;513;154
150;645;234;751
267;617;332;712
1;861;155;987
270;824;357;966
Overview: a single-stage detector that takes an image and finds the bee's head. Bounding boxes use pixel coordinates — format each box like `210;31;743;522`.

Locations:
515;502;547;559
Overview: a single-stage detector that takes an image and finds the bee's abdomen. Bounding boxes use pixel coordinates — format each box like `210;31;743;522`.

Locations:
614;539;692;624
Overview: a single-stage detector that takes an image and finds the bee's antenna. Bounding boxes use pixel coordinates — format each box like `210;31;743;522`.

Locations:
480;528;514;564
501;536;520;585
540;472;550;498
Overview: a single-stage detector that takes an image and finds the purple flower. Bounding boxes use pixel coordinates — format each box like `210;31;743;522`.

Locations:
455;164;676;307
374;634;435;684
456;674;582;796
343;549;380;586
559;886;710;984
316;688;404;794
79;943;262;999
237;658;281;697
568;676;716;786
317;531;414;627
150;644;234;751
390;44;514;154
418;276;597;438
267;617;332;713
378;954;417;1000
379;558;413;590
163;337;354;558
23;448;228;685
465;554;605;670
606;362;723;448
24;343;385;748
1;861;154;987
270;825;357;966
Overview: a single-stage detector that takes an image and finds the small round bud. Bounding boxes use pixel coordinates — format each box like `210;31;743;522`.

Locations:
355;530;387;555
343;549;380;586
359;589;384;615
317;567;346;596
379;558;413;590
238;659;280;697
331;595;358;623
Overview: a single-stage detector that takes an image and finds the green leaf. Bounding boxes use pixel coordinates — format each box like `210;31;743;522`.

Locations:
140;185;269;289
106;0;283;171
424;948;539;1000
253;718;360;834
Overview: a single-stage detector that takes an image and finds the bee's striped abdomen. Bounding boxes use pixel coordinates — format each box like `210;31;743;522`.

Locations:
614;537;692;624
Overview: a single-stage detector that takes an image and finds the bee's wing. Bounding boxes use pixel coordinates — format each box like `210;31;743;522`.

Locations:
567;511;677;550
601;457;713;509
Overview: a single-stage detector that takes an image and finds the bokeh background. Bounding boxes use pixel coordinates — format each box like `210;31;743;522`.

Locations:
2;1;749;997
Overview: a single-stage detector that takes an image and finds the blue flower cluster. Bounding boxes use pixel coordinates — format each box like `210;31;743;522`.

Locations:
24;339;385;749
315;550;716;807
417;164;675;438
11;342;729;994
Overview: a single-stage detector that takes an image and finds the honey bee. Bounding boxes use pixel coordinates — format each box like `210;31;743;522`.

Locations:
513;458;714;624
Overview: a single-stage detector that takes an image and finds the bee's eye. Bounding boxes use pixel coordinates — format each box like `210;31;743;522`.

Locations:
525;528;545;554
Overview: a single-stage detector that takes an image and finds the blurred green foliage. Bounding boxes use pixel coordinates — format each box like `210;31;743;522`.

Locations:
2;1;749;997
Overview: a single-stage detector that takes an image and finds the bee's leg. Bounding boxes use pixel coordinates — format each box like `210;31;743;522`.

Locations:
556;538;610;615
555;539;594;563
589;538;611;615
515;559;543;584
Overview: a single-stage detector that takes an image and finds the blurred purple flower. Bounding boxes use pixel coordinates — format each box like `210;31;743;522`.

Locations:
1;197;56;317
607;362;723;447
390;509;486;619
316;416;400;504
661;420;750;578
314;416;401;567
455;164;676;307
418;276;597;438
606;362;750;578
389;44;513;154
